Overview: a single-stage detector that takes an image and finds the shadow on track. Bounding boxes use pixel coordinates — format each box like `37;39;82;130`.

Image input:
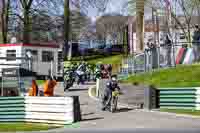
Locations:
68;88;88;92
114;108;133;113
81;117;104;122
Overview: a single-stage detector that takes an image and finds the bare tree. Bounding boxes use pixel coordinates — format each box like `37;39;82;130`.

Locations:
158;0;198;46
96;14;128;44
0;0;10;43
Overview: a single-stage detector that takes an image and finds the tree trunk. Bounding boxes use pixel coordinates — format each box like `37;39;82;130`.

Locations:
123;26;128;56
23;9;31;44
64;0;70;61
187;23;192;47
1;0;10;44
136;0;145;53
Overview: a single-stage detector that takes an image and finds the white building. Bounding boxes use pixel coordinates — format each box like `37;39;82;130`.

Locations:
0;43;62;79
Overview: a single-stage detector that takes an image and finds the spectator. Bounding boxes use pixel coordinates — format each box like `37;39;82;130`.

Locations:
164;35;172;67
43;76;57;97
28;80;39;96
192;25;200;62
147;38;158;69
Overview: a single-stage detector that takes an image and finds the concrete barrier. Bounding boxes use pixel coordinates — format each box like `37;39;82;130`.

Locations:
0;96;81;124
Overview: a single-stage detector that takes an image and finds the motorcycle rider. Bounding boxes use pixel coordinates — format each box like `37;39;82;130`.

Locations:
101;75;121;111
76;61;86;85
94;64;102;81
86;63;92;81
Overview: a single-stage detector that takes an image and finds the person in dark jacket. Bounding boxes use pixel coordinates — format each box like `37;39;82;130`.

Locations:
101;75;120;111
164;35;172;66
147;38;158;69
193;25;200;62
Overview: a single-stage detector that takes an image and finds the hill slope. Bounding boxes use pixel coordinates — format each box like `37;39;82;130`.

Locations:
122;64;200;88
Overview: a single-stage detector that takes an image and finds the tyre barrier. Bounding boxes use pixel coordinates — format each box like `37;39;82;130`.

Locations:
159;87;200;110
0;96;81;125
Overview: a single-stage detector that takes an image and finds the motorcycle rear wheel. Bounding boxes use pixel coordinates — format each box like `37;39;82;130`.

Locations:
110;97;117;113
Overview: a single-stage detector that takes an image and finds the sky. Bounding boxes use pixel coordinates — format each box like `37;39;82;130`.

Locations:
84;0;185;21
84;0;128;20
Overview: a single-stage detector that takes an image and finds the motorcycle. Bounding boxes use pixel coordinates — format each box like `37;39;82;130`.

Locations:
103;89;121;113
63;69;75;91
76;70;85;85
110;90;120;113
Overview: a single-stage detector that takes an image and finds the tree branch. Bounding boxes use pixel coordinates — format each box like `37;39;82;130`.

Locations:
20;0;26;8
27;0;34;9
10;13;24;22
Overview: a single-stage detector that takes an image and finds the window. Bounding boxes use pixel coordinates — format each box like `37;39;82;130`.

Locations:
180;33;185;39
42;51;54;62
58;51;62;62
25;49;38;61
6;50;16;61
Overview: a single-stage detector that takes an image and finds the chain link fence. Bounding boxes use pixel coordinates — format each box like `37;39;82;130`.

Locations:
120;43;190;77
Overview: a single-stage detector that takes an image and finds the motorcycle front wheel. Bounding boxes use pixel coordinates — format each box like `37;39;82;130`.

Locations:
110;97;118;113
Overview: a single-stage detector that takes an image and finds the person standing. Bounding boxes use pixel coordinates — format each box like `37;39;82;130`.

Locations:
164;35;172;67
76;61;86;85
192;25;200;62
43;76;57;97
28;80;39;96
147;38;158;69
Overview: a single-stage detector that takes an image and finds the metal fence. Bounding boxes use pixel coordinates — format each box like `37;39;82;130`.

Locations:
120;43;189;76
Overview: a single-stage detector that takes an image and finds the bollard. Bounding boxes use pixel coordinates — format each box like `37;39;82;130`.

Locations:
72;96;82;122
144;85;159;110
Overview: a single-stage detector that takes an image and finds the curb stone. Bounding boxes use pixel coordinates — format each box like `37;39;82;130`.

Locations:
144;110;200;119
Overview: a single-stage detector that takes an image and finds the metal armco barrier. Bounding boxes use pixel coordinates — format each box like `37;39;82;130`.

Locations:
159;88;200;110
0;96;81;124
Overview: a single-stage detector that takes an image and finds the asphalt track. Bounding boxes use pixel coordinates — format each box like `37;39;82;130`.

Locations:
14;82;200;133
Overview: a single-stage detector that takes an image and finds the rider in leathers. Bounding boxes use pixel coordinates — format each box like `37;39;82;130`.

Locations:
102;75;120;111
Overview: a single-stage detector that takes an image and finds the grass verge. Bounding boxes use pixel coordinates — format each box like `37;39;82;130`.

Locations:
87;54;123;65
122;64;200;88
0;122;59;132
69;54;123;65
36;80;45;85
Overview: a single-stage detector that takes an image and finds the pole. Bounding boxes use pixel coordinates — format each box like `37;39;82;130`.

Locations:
136;0;145;52
51;60;53;78
64;0;70;61
63;0;70;82
1;71;3;96
156;11;160;69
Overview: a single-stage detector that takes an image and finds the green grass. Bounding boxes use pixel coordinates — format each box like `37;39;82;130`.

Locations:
0;122;59;132
122;64;200;88
65;54;123;65
87;54;123;65
36;80;45;85
160;109;200;116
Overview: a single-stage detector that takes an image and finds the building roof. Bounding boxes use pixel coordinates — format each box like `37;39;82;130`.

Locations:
0;43;59;48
